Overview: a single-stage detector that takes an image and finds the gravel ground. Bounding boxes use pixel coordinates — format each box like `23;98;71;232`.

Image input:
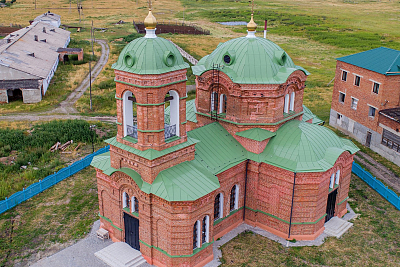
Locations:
30;220;112;267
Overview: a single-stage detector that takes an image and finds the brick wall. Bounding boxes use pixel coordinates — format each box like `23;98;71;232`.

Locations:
331;61;400;133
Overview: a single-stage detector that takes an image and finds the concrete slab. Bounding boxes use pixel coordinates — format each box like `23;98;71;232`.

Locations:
324;216;353;238
94;242;147;267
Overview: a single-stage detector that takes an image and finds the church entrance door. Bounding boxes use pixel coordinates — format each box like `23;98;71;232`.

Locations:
325;189;337;222
124;212;140;250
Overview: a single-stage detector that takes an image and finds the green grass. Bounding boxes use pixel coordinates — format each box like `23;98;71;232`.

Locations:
0;120;116;201
220;175;400;267
0;167;99;267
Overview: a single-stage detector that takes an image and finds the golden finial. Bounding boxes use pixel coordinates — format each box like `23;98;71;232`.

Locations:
144;0;157;30
247;0;257;32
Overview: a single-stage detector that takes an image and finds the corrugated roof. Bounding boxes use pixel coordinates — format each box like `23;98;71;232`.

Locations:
91;152;219;201
112;36;189;75
235;128;276;141
34;12;61;22
379;108;400;122
302;105;324;125
337;47;400;76
187;122;248;174
192;36;309;84
105;136;200;161
0;21;70;79
259;120;359;172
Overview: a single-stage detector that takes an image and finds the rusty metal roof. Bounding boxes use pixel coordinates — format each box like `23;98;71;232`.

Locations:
379;108;400;123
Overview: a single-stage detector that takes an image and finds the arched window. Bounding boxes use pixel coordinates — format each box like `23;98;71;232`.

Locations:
230;185;239;212
219;94;227;114
211;92;218;112
290;92;295;111
123;192;130;209
201;216;209;244
131;196;139;213
165;90;180;138
214;193;223;221
123;91;137;138
335;170;340;185
329;173;335;189
284;94;290;114
193;220;200;250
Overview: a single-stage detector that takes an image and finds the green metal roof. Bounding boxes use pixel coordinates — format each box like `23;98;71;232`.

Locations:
187;122;248;174
164;99;197;124
302;105;324;125
105;136;199;161
235;128;276;141
337;47;400;76
259;120;359;172
112;37;189;75
192;37;309;84
151;161;219;201
90;152;219;202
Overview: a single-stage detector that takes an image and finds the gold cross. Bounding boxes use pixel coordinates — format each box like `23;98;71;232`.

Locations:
148;0;152;10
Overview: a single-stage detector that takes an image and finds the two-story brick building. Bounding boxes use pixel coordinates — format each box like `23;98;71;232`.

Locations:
330;47;400;166
91;9;359;267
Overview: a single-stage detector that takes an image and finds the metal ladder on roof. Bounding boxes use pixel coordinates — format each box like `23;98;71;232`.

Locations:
211;63;221;121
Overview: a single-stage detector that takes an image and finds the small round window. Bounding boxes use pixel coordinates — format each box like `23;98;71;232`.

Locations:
224;55;231;64
124;53;135;67
163;51;176;67
167;54;175;66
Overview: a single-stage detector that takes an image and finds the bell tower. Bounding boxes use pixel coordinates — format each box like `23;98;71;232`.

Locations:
108;7;196;184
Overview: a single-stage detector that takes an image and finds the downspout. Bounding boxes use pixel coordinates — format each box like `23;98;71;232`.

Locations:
288;172;296;239
243;159;249;221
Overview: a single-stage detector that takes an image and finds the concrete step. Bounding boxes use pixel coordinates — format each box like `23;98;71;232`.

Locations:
95;242;147;267
324;216;353;238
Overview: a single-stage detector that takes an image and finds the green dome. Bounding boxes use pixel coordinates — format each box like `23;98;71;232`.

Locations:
192;37;309;84
112;37;189;75
261;120;359;172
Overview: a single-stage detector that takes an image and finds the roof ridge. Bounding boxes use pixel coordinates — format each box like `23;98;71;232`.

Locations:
387;52;400;73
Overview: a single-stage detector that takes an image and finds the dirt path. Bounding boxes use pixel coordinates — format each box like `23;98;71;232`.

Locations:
50;39;110;114
355;151;400;194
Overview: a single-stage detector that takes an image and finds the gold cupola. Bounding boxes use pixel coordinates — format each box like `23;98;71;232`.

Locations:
144;9;157;29
247;13;257;32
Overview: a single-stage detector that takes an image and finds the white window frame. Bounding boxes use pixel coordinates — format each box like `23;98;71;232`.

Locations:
194;220;200;249
339;91;346;104
218;193;224;219
284;94;289;113
341;70;348;81
354;75;361;86
372;82;380;94
351;97;358;110
335;170;340;185
123;192;129;208
368;105;377;118
290;92;295;111
167;90;180;137
329;173;335;189
131;196;138;213
202;216;209;244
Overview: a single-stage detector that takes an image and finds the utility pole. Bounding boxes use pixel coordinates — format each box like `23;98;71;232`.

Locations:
35;0;36;9
91;20;94;58
89;21;93;111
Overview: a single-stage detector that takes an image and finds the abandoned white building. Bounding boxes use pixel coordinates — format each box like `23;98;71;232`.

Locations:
33;11;62;28
0;20;70;103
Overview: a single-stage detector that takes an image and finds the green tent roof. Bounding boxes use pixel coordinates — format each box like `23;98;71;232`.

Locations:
258;120;359;172
235;128;276;141
337;47;400;76
192;37;309;84
187;122;248;174
112;36;189;75
90;152;219;202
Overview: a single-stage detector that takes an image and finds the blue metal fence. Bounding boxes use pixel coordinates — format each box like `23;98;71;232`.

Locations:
352;162;400;210
0;146;110;215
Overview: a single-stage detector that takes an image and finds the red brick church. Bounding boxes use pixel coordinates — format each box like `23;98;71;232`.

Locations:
91;8;359;267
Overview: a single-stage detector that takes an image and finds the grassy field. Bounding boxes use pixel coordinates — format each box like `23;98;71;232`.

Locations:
220;175;400;267
0;167;99;267
0;120;116;201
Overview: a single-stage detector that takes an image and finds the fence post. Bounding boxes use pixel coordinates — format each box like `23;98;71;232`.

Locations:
23;188;25;203
5;197;8;209
39;180;42;192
